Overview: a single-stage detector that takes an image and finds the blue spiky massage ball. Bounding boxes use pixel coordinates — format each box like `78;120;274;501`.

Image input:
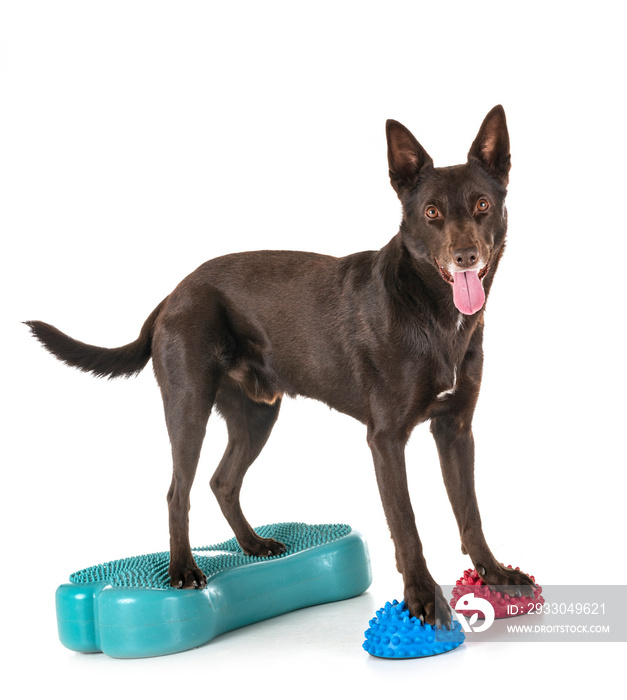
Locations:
363;600;465;658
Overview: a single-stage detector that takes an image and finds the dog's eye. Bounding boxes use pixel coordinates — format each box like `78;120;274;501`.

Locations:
425;206;440;219
476;198;490;212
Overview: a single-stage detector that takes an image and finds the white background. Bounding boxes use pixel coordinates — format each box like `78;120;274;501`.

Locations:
1;0;625;695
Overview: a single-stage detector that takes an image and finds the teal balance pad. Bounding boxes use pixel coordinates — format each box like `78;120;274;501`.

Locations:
56;522;371;658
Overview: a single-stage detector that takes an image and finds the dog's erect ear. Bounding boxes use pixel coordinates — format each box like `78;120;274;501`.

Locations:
468;105;511;186
386;119;433;195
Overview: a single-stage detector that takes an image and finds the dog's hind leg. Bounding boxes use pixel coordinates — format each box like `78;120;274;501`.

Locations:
162;385;215;589
210;388;286;557
159;378;215;589
152;308;223;589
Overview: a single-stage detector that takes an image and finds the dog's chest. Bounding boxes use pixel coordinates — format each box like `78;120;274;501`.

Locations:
415;320;478;411
436;365;458;399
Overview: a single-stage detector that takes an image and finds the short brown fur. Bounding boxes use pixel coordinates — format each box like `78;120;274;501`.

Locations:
26;106;535;625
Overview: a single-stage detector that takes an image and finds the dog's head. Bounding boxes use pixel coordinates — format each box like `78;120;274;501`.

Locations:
386;106;510;315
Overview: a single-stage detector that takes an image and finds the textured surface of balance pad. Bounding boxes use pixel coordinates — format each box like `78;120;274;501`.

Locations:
56;523;371;658
450;566;544;619
363;600;465;658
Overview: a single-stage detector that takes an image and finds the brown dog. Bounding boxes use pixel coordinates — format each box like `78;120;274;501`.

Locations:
27;105;535;626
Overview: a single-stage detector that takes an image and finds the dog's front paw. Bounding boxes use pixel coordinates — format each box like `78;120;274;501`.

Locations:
169;562;207;589
404;580;451;628
475;562;536;598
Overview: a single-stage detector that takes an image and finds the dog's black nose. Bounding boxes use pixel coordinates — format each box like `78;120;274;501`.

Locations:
452;247;479;269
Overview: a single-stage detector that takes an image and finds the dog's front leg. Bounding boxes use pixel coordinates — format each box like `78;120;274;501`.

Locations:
367;425;450;626
430;415;535;596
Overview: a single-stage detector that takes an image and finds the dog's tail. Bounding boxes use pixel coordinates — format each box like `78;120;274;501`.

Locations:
24;301;165;379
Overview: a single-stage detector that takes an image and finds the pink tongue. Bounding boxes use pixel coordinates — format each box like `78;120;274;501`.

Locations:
453;270;485;315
